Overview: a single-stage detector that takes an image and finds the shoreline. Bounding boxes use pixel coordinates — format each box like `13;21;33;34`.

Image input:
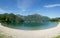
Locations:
0;23;60;38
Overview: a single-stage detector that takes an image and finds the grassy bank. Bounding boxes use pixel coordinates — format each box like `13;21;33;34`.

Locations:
0;31;13;38
53;35;60;38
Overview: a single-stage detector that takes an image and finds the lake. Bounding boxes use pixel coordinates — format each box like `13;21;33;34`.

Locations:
3;22;58;30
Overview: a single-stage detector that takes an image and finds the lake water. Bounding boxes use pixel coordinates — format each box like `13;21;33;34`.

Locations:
3;22;58;30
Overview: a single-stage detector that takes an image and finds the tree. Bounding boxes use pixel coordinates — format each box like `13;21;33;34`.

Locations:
0;13;24;23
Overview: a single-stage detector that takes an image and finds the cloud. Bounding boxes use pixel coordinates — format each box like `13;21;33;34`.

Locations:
0;8;7;13
0;8;11;14
17;0;41;10
17;0;32;10
44;4;60;8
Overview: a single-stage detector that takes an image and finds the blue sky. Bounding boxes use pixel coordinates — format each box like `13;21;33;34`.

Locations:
0;0;60;18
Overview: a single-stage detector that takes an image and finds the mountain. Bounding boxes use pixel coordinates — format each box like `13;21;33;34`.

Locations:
0;13;50;23
0;13;24;23
49;18;60;22
23;14;50;22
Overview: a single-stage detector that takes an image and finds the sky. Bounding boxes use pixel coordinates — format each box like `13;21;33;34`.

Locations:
0;0;60;18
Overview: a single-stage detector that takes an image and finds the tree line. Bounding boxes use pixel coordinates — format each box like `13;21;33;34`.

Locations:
0;13;50;23
0;13;24;23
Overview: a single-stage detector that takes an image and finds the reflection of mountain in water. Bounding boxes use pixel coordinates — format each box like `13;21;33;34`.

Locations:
3;22;58;30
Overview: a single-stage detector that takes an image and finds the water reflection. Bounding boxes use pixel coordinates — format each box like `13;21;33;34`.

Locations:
3;22;58;30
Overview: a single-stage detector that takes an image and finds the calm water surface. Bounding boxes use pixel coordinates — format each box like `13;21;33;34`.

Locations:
3;22;58;30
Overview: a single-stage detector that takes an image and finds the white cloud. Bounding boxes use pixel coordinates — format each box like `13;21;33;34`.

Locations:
22;9;27;12
0;8;7;13
17;0;32;10
44;4;60;8
0;8;11;14
17;0;41;10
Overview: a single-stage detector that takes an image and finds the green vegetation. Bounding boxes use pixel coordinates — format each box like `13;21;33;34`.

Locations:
0;31;13;38
53;35;60;38
49;18;60;22
0;13;50;23
23;14;50;22
0;13;24;23
0;13;60;23
0;34;13;38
